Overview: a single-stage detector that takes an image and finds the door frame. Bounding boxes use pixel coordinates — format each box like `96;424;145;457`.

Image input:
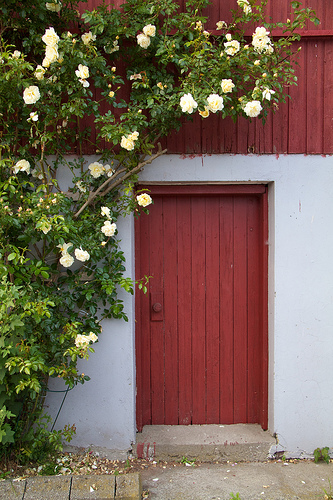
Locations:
135;183;269;430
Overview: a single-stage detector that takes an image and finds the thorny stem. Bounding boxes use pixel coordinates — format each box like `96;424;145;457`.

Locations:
40;124;49;195
100;144;167;198
74;143;167;218
73;158;128;218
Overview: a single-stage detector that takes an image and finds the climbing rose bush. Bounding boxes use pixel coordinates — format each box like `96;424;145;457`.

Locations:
0;0;318;457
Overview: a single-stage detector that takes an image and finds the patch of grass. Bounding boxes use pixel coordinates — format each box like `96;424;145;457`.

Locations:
180;456;196;466
323;479;333;499
314;447;330;464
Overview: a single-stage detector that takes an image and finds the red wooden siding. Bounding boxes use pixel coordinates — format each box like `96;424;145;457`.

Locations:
80;0;332;154
135;185;268;431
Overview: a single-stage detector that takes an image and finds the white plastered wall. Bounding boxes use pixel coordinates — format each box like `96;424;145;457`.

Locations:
46;153;333;456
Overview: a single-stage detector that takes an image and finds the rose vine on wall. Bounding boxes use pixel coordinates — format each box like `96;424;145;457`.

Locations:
0;0;318;458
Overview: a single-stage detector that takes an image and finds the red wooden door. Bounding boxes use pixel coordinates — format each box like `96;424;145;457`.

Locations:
135;185;268;431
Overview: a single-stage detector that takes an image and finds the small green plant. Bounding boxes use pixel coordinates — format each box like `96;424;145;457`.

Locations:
314;447;331;464
180;456;196;466
0;406;16;445
14;414;76;465
230;494;242;500
322;480;333;499
38;460;60;476
0;470;11;480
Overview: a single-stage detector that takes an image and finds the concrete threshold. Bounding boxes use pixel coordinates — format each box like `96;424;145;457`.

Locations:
134;424;276;462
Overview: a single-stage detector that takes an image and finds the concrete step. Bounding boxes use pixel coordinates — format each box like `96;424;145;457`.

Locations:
134;424;276;463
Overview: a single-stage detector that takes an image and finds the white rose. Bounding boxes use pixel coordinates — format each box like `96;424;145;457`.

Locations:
237;0;252;14
216;21;227;30
104;164;115;177
224;40;240;55
253;27;270;38
199;107;210;118
143;24;156;37
221;79;235;93
81;31;96;45
13;159;30;174
101;221;117;237
35;65;46;80
79;78;90;87
137;33;151;49
12;50;21;59
75;64;89;80
76;181;87;192
59;253;74;268
74;247;90;262
207;93;224;113
45;45;59;64
29;112;39;122
75;334;90;348
23;86;40;105
57;242;73;253
129;131;139;141
262;88;276;101
252;27;272;53
46;2;62;12
180;93;198;114
88;332;98;343
252;38;269;52
42;57;51;68
244;100;262;117
137;193;152;207
88;162;104;178
120;135;135;151
32;168;44;180
42;27;60;47
101;206;111;217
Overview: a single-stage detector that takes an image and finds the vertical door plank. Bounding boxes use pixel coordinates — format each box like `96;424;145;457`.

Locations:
191;197;207;424
233;197;248;423
272;101;289;155
135;209;152;429
202;114;219;154
163;197;179;424
149;198;166;424
165;117;186;154
236;117;251;154
134;211;143;431
256;111;273;154
177;196;193;424
205;196;221;423
323;40;333;154
307;40;325;153
246;196;261;423
288;41;307;153
214;0;234;26
219;196;234;423
221;116;237;154
260;190;269;429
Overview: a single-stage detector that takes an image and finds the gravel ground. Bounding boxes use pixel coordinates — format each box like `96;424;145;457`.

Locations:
1;452;331;500
0;450;189;480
